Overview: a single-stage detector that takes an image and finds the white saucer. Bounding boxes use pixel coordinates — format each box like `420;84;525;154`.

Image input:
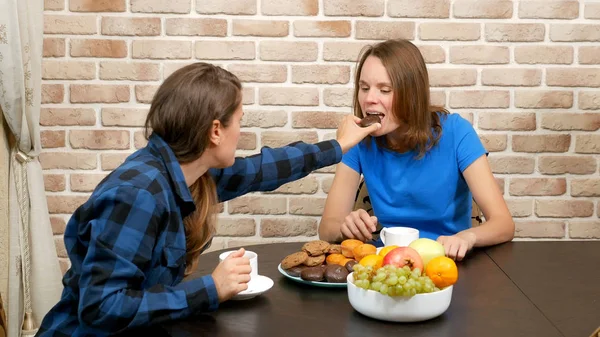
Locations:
231;275;274;301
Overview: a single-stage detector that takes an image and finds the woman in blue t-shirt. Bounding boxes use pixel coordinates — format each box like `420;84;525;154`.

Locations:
318;39;514;261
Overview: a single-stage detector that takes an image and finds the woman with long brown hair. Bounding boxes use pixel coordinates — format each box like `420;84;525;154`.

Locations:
319;39;514;261
36;62;380;337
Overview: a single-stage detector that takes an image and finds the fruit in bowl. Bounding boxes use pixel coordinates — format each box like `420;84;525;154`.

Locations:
347;246;458;322
408;238;446;269
347;271;453;322
382;246;424;271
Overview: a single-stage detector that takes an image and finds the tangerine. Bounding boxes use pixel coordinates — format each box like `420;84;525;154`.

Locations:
425;256;458;288
378;245;399;257
359;254;384;269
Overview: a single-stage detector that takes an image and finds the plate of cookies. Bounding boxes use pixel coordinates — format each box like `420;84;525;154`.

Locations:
278;239;375;288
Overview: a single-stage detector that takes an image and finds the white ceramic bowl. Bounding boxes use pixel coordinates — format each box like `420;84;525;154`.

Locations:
347;272;453;322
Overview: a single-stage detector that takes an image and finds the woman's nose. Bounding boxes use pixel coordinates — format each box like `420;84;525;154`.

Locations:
366;89;378;103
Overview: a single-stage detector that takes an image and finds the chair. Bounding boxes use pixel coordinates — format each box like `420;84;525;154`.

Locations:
352;178;483;239
0;293;6;337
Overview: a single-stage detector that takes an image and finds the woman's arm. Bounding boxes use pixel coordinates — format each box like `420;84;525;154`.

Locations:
461;155;515;246
437;155;515;260
209;115;380;202
210;139;342;202
318;163;362;243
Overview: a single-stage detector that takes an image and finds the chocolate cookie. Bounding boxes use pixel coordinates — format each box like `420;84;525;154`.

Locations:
345;259;358;273
324;264;349;283
303;254;326;267
300;266;324;282
281;251;308;269
328;244;342;254
360;114;381;127
284;265;306;278
302;240;331;256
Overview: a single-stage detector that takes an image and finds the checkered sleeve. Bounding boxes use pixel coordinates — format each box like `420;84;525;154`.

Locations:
210;139;342;202
77;185;219;334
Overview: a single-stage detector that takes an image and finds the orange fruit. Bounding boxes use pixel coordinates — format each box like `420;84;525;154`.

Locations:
378;245;399;257
353;243;377;261
425;256;458;288
359;254;384;269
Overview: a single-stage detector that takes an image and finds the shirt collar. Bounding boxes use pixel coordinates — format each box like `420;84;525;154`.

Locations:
147;133;195;215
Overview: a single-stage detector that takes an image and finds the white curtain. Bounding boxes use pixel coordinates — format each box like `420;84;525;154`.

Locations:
0;0;64;336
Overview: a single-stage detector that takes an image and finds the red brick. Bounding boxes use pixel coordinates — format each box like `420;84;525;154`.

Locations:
70;0;126;12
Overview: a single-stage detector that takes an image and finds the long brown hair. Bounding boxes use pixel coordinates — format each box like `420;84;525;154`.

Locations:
144;62;242;275
353;39;448;158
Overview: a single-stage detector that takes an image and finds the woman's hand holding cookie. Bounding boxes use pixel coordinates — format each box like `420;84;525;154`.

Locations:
211;248;252;303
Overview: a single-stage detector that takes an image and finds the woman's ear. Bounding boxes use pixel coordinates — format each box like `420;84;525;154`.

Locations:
209;119;222;146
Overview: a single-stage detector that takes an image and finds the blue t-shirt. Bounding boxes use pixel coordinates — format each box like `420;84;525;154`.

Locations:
341;113;487;243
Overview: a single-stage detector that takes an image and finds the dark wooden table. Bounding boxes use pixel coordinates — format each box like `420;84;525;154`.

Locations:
160;241;600;337
486;241;600;337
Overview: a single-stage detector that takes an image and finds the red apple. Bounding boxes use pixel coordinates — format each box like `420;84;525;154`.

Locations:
382;247;424;271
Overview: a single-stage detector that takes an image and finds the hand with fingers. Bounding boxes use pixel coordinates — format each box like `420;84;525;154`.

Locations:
340;209;378;242
336;114;381;154
436;231;477;261
211;248;252;303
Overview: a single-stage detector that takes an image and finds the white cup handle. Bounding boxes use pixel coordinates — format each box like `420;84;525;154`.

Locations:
380;228;386;245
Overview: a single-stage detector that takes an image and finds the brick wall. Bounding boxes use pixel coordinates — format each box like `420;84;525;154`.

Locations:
41;0;600;271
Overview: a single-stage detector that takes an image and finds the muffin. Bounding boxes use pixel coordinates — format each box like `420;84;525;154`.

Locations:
353;243;377;262
341;239;363;258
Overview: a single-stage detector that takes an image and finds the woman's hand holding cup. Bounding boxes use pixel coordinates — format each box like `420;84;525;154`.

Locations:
211;248;252;303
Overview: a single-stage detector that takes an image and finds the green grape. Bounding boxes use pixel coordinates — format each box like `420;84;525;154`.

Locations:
370;281;382;292
415;282;423;293
388;286;396;297
362;280;371;289
358;272;369;280
409;288;417;296
386;275;398;286
395;284;404;295
402;266;411;273
374;272;386;282
398;275;407;285
379;284;389;295
353;264;364;273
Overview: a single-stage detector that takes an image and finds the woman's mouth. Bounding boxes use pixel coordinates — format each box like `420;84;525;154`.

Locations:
366;111;385;123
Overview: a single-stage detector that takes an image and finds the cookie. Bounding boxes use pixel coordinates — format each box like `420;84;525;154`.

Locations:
303;254;326;267
285;265;306;278
328;244;342;254
360;114;381;127
300;266;324;282
281;251;308;269
302;240;331;257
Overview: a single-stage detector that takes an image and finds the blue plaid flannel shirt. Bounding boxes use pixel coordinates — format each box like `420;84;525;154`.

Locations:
36;133;342;337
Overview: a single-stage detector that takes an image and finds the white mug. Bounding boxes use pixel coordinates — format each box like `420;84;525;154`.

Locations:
219;250;258;283
380;227;419;247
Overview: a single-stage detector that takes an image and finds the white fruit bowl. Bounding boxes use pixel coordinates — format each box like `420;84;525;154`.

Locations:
347;272;453;322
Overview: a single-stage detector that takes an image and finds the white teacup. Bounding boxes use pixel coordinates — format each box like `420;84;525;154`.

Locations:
380;227;419;247
219;250;258;284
